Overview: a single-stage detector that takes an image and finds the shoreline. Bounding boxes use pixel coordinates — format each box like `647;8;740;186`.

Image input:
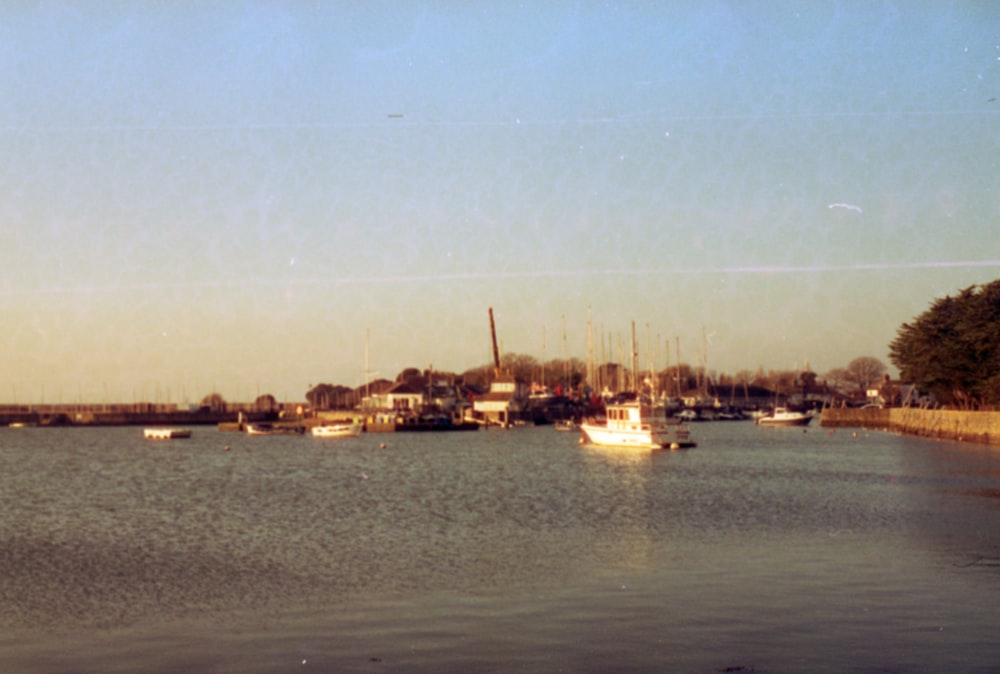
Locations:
821;407;1000;446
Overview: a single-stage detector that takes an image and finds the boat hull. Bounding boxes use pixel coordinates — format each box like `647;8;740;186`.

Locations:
311;423;362;438
757;415;812;427
579;422;696;449
143;428;192;440
246;423;305;436
365;420;480;432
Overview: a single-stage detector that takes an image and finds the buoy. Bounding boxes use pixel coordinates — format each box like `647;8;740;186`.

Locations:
380;443;387;449
224;445;231;451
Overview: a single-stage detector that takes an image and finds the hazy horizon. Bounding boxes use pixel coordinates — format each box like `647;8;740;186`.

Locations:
3;3;999;404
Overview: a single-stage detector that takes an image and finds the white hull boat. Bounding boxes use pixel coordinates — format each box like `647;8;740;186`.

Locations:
311;422;362;438
756;407;812;427
143;428;192;440
580;400;696;449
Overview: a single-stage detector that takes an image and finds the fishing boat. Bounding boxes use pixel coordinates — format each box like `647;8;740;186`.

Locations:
756;407;812;427
580;400;696;449
311;422;362;438
143;428;192;440
554;419;579;431
245;422;305;436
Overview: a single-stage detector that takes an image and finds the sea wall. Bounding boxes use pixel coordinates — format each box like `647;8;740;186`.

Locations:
821;408;1000;446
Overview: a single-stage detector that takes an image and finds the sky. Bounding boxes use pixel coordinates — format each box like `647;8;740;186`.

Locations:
2;2;999;405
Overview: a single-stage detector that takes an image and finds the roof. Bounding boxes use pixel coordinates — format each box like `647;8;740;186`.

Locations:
386;381;424;395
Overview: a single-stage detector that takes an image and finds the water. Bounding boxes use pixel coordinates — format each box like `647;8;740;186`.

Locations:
1;423;998;673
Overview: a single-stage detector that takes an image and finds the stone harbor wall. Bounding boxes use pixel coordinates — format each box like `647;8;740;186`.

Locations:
821;407;1000;446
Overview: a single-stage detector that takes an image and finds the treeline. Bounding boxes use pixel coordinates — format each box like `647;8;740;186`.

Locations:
890;278;1000;409
281;354;888;411
460;353;887;399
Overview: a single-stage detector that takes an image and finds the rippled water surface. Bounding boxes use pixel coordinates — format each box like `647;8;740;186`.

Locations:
1;423;999;672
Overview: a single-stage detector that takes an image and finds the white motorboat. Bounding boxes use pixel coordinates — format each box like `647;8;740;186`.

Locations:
311;422;362;438
756;407;812;427
143;428;192;440
580;400;696;449
676;409;699;422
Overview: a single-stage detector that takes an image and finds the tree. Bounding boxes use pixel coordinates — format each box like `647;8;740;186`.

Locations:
396;367;423;384
460;365;493;388
823;367;852;397
844;357;887;394
200;392;226;412
254;394;277;412
500;352;539;382
889;280;1000;408
307;383;355;409
823;358;886;400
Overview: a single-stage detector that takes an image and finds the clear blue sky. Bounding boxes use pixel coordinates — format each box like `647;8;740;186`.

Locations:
2;2;999;404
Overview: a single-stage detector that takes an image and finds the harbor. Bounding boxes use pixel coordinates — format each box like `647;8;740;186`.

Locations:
2;422;998;672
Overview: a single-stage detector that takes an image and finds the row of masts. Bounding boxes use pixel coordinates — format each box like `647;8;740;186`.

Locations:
362;310;718;400
532;309;715;399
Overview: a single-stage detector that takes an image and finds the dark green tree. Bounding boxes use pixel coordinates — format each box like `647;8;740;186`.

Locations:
307;383;355;409
200;392;227;412
254;394;277;412
889;280;1000;408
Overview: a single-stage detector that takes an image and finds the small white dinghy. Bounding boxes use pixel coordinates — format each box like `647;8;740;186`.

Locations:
143;428;193;440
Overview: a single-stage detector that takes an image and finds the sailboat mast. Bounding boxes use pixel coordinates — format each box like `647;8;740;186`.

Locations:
365;328;371;402
702;326;709;397
561;314;568;393
586;306;593;396
488;307;501;377
675;336;681;398
541;325;546;389
645;323;651;396
631;321;638;392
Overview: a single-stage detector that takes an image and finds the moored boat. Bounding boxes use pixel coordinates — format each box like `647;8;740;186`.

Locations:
676;409;699;422
245;422;305;436
580;400;696;450
311;422;362;438
365;413;480;432
756;407;812;427
143;428;192;440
